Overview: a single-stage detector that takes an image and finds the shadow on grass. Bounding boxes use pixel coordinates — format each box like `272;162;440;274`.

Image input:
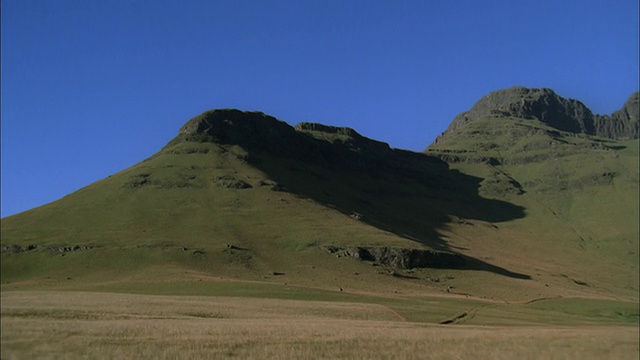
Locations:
249;136;529;279
460;256;530;279
178;110;530;279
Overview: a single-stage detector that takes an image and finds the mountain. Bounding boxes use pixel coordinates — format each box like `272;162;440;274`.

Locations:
425;86;638;300
433;87;638;144
2;89;638;307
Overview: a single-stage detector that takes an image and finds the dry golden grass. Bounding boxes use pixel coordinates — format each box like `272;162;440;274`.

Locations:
2;291;638;359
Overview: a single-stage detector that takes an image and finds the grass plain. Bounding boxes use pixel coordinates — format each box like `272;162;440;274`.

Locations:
2;291;638;359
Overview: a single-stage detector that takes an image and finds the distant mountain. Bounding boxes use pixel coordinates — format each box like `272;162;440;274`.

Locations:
432;87;638;145
2;89;638;304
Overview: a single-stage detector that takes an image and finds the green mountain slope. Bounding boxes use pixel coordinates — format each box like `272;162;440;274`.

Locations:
427;88;639;301
2;90;638;308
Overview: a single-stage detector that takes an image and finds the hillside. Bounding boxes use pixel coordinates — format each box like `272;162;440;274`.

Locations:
2;88;638;308
427;87;639;300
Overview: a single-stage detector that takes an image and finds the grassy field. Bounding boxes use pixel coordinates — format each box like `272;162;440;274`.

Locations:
2;290;638;359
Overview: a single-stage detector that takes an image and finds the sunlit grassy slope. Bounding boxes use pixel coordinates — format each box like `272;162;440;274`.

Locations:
427;116;639;301
1;110;638;324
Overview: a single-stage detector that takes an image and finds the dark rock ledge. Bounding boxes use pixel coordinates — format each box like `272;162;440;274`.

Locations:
1;244;94;255
322;245;466;269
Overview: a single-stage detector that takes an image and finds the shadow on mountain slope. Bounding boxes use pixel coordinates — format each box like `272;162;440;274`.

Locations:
460;255;531;279
176;110;530;279
249;146;529;279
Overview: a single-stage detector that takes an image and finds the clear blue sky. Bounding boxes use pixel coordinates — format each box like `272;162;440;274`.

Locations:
2;0;638;217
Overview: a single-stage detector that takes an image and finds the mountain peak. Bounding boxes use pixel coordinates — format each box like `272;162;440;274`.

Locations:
171;109;393;158
174;109;301;155
179;109;295;140
436;87;595;141
434;87;638;144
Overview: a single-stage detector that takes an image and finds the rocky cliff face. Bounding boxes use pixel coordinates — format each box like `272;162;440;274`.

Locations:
433;87;639;144
594;92;639;140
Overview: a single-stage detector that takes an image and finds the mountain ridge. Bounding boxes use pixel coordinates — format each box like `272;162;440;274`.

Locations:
1;86;638;306
432;87;638;145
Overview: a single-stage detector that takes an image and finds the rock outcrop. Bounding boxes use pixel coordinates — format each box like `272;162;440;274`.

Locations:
294;122;362;138
1;244;94;255
294;122;391;152
322;245;466;269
